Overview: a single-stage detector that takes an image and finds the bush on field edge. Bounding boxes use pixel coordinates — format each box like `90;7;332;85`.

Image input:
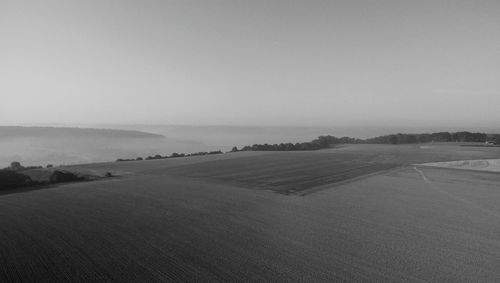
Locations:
0;169;33;190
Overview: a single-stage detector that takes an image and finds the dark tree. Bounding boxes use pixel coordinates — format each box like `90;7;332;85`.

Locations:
0;170;32;190
9;161;23;171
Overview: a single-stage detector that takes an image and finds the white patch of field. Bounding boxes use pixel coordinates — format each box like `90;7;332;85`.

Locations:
418;159;500;172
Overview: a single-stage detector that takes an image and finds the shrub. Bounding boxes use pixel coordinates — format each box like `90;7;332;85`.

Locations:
0;169;32;190
9;161;23;171
49;170;81;183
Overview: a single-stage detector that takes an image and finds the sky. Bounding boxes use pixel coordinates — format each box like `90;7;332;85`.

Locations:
1;0;499;127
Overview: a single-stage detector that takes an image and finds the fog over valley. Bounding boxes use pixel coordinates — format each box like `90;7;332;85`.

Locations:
1;1;500;281
3;123;500;168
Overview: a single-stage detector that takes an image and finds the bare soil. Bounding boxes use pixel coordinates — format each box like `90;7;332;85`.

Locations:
0;144;499;281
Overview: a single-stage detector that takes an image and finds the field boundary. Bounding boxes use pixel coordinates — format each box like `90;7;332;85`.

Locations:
296;165;405;196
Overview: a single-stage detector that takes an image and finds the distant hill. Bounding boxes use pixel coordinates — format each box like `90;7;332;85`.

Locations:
0;126;164;139
0;126;205;168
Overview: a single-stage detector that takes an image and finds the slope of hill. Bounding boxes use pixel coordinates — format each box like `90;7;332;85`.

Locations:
0;144;499;281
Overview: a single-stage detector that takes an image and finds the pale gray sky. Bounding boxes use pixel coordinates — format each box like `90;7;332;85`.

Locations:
1;0;499;127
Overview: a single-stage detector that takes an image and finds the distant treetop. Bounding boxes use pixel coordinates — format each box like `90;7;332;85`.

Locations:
239;131;495;151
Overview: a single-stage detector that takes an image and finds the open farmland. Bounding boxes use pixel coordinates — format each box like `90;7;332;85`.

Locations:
420;159;500;172
162;144;500;194
163;152;397;194
0;144;500;281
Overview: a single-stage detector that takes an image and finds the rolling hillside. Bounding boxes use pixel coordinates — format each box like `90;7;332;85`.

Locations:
0;144;499;281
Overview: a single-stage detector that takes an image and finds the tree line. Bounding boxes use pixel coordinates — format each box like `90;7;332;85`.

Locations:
363;131;489;144
116;150;223;162
237;136;361;151
235;131;497;152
